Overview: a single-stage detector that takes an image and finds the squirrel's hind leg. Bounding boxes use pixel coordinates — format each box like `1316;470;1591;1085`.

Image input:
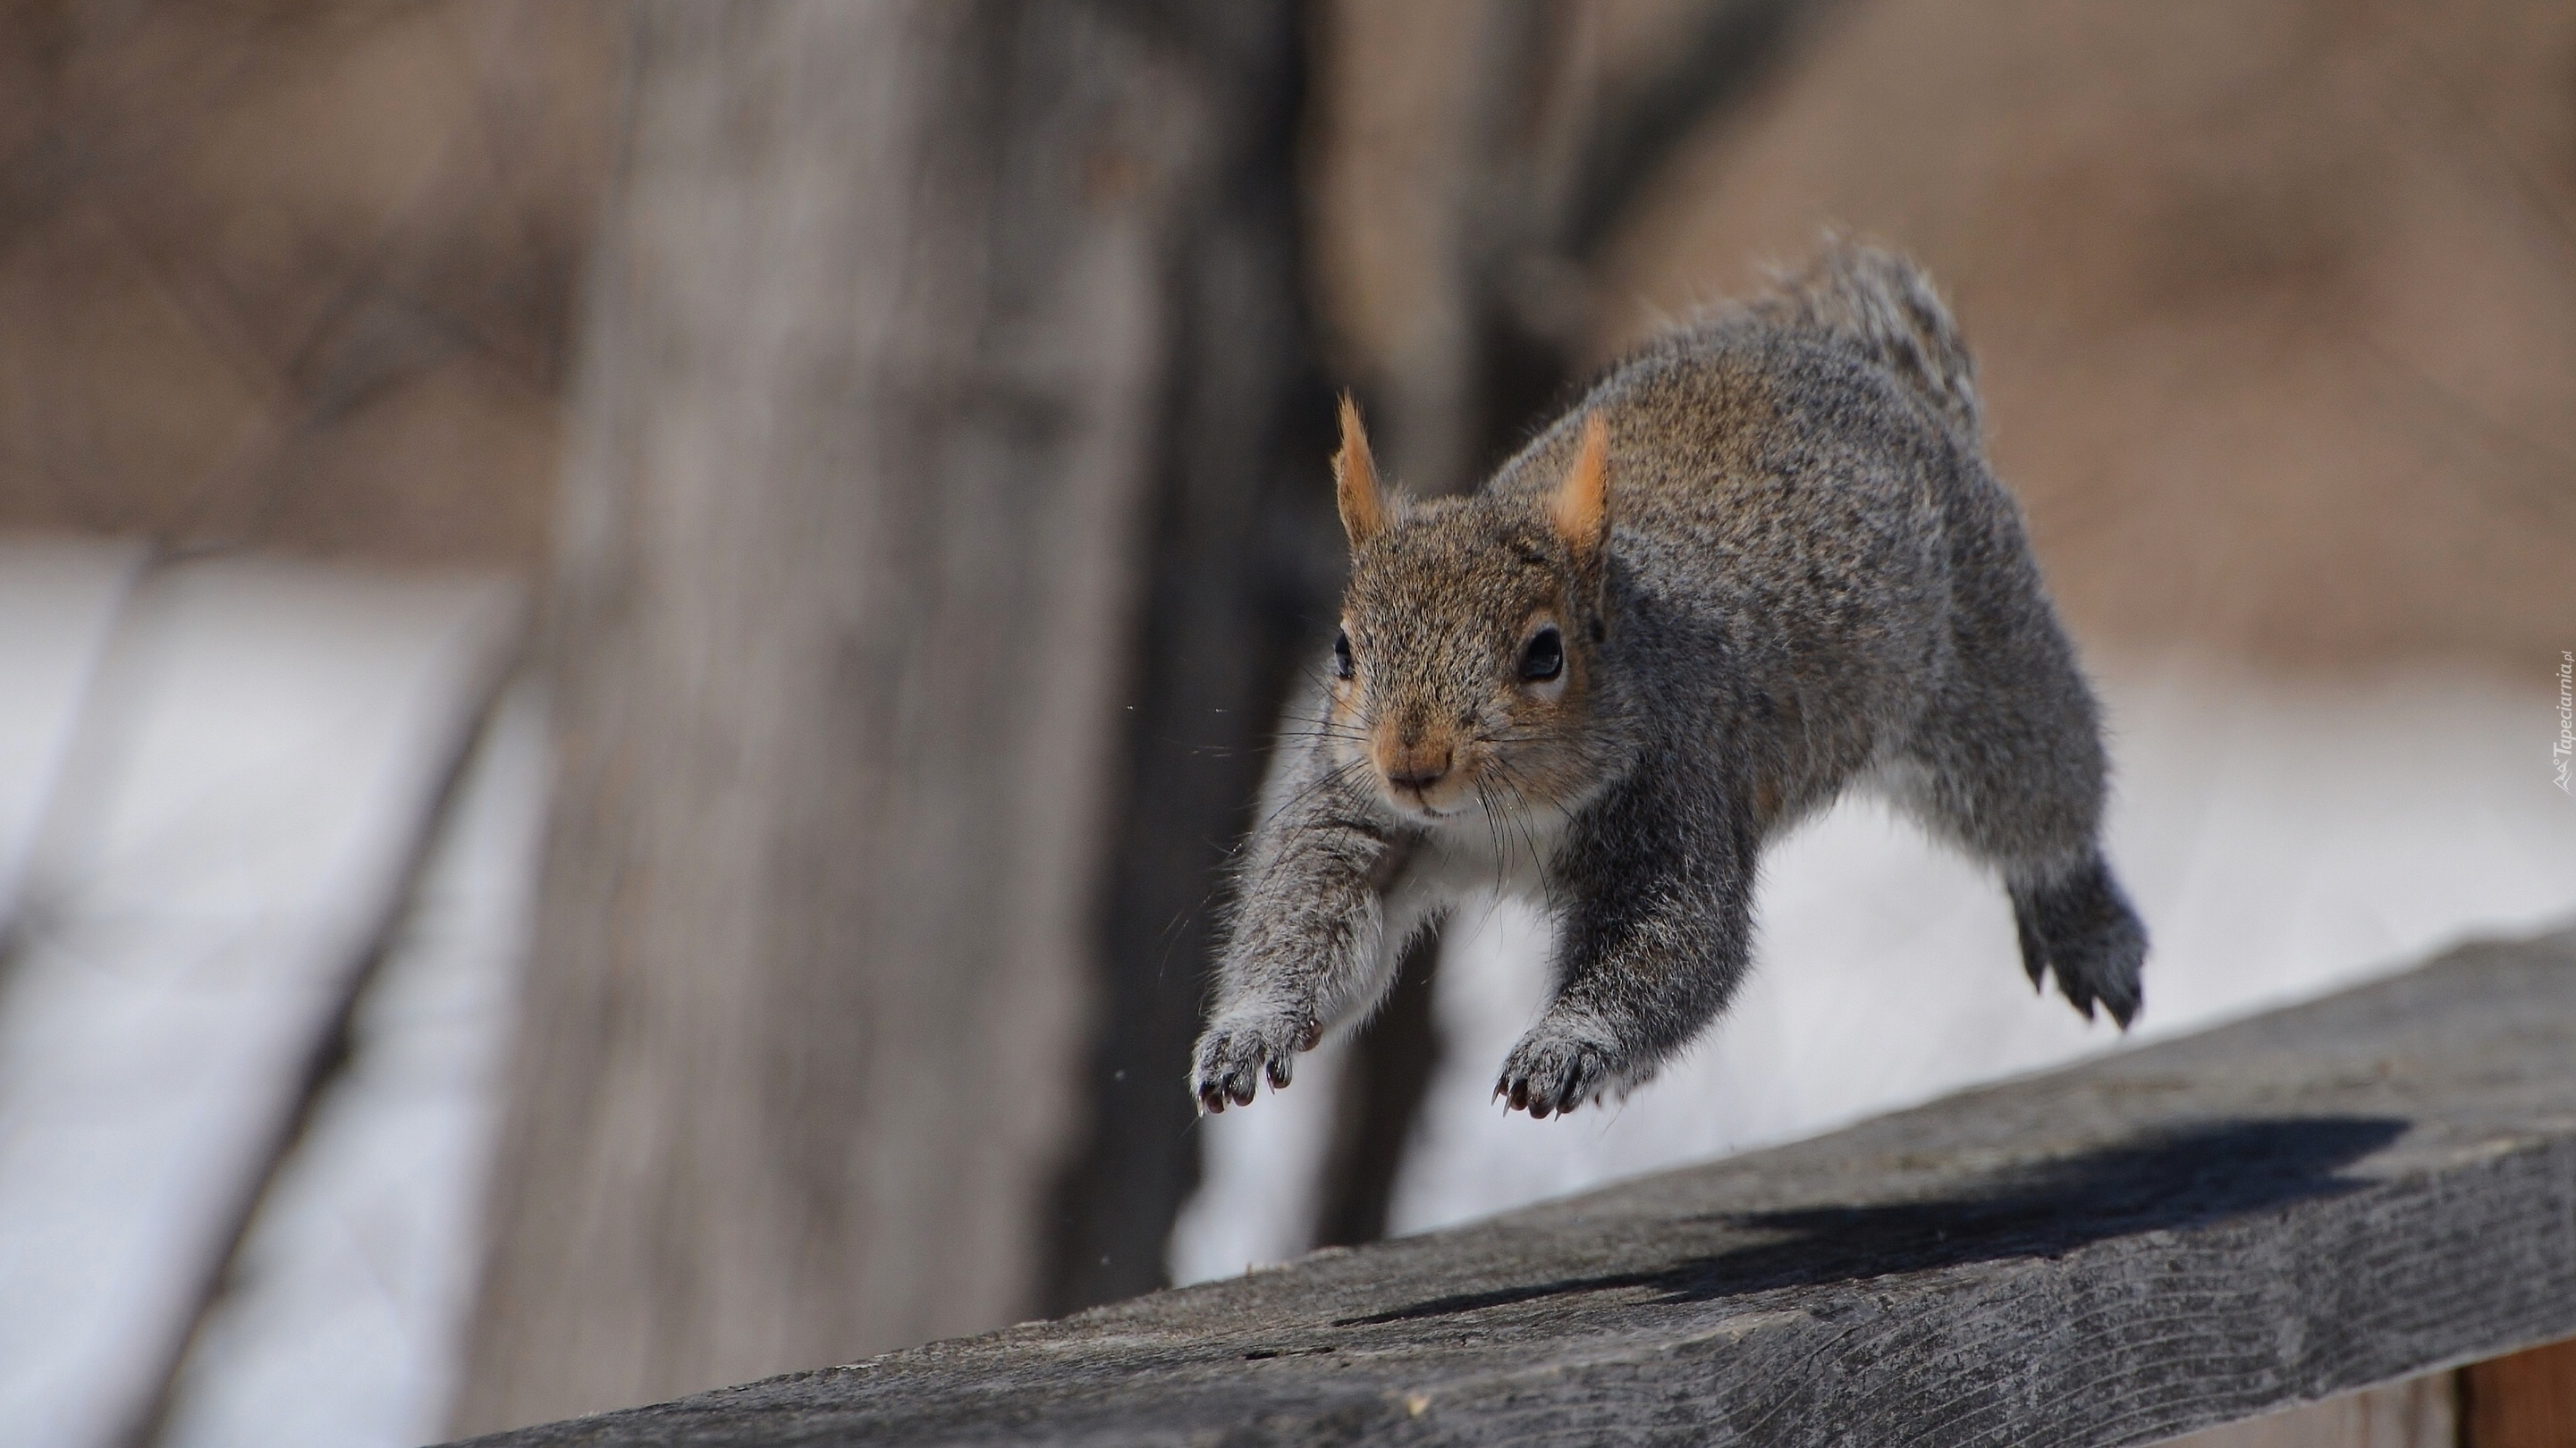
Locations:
2008;857;2146;1027
1879;599;2149;1026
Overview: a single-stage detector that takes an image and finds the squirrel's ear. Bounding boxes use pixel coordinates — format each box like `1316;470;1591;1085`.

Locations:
1334;394;1387;551
1553;414;1609;555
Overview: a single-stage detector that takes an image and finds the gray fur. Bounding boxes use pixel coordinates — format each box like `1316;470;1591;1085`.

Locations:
1192;238;2148;1120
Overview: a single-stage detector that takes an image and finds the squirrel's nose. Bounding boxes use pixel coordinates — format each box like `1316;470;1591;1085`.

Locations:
1384;745;1452;793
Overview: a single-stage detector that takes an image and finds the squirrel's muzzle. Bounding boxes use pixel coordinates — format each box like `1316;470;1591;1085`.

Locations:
1374;725;1459;809
1382;745;1451;793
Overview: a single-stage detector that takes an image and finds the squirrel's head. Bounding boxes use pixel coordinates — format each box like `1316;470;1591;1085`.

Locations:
1322;399;1616;828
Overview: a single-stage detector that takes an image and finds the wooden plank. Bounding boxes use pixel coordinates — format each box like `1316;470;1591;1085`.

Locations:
452;927;2576;1447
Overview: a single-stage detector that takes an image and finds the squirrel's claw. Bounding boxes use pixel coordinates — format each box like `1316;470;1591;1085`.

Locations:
1496;1025;1615;1119
1189;1008;1312;1115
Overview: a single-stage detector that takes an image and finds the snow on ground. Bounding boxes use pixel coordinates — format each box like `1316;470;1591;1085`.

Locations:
1171;654;2576;1280
0;538;143;925
0;549;519;1448
156;684;546;1448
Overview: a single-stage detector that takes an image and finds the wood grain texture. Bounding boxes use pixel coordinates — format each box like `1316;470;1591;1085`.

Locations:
452;928;2576;1447
2160;1374;2455;1448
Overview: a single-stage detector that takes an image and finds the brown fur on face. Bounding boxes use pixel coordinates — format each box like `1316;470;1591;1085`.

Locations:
1329;435;1615;825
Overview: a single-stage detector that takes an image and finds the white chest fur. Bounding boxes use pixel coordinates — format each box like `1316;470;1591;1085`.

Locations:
1377;800;1575;972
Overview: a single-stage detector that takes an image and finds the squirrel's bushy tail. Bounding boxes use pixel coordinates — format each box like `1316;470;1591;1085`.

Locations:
1754;234;1981;440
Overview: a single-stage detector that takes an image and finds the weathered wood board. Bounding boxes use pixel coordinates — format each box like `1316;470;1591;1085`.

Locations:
458;929;2576;1447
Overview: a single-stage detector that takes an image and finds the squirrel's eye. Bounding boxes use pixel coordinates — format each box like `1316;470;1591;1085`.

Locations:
1518;626;1564;683
1332;628;1355;681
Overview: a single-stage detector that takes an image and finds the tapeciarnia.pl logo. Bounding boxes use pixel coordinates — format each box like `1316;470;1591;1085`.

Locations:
2556;650;2573;797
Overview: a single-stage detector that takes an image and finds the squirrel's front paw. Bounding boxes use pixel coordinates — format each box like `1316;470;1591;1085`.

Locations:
1495;1025;1619;1119
1191;1009;1315;1113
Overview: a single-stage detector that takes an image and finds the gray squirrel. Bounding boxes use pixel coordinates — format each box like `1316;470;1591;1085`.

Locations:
1192;239;2147;1119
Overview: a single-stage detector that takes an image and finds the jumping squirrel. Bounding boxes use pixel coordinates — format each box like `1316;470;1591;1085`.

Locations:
1191;239;2149;1119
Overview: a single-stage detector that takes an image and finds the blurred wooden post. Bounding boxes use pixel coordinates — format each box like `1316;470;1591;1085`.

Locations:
2464;1339;2576;1447
453;1;1252;1431
1040;0;1340;1315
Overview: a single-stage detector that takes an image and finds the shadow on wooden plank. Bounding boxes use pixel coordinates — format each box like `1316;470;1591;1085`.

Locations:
1343;1115;2408;1326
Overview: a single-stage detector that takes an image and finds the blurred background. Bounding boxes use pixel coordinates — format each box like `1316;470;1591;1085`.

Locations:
0;2;2569;1444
